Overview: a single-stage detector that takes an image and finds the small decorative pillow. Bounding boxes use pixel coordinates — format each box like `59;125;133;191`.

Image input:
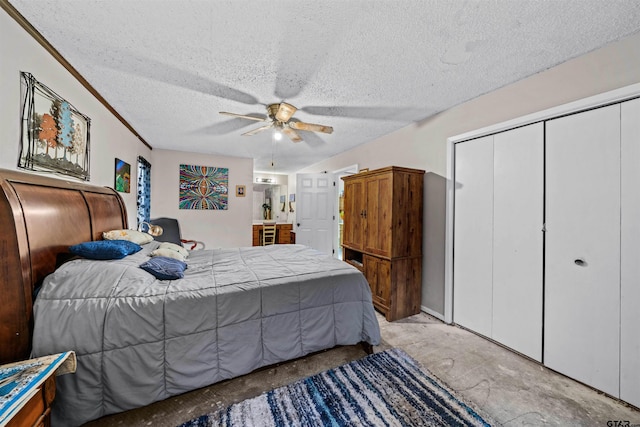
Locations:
70;240;142;260
103;229;154;245
140;257;187;280
158;242;189;258
150;248;186;261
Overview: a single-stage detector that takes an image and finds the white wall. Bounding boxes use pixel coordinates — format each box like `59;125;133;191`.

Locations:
150;149;253;248
0;8;151;227
297;31;640;318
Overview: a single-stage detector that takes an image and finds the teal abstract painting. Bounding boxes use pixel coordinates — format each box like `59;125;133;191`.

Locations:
179;164;228;210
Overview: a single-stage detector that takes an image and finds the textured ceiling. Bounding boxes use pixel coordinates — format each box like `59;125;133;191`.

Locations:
8;1;640;172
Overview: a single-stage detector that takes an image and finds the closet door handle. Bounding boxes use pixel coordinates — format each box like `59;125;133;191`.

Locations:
574;258;586;266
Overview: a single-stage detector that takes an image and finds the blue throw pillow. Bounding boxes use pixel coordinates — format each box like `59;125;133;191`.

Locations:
69;240;142;260
140;257;187;280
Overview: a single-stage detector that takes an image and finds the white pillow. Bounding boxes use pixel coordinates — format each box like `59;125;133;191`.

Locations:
150;248;186;261
103;229;154;245
159;242;189;258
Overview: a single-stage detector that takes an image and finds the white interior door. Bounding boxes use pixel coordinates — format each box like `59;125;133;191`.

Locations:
545;104;621;397
492;123;543;362
621;98;640;407
453;136;493;337
295;173;334;255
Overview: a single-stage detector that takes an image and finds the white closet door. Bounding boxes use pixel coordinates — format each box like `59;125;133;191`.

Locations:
492;123;543;361
621;98;640;407
453;136;493;337
545;104;621;397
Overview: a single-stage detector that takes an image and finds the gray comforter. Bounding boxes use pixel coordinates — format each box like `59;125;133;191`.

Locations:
31;243;380;426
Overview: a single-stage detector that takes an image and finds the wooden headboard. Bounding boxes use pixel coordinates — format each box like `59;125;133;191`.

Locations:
0;169;127;363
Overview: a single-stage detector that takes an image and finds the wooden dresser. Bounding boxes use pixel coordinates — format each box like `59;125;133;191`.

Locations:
252;223;293;246
342;166;424;321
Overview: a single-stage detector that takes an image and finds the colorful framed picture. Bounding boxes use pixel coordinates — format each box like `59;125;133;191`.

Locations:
179;164;228;210
18;72;91;180
236;185;246;197
114;158;131;193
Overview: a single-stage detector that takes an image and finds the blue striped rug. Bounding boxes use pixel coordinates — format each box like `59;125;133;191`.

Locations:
178;348;492;426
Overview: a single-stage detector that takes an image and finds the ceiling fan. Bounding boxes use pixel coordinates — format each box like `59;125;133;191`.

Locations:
219;102;333;143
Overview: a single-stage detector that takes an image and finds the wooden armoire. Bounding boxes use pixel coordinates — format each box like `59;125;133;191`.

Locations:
341;166;424;321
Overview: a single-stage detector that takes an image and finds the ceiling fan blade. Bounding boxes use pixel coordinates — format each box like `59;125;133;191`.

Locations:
275;103;297;122
289;121;333;134
282;127;303;143
242;123;274;136
300;106;427;121
274;8;351;100
193;119;260;136
219;112;266;122
91;41;260;105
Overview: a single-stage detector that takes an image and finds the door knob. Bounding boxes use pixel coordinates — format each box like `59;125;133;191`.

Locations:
574;259;586;266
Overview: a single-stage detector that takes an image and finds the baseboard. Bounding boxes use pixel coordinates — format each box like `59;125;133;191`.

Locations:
421;305;446;322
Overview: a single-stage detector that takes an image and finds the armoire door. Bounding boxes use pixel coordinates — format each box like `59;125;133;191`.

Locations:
453;135;494;337
364;254;391;311
545;104;621;397
342;177;365;250
363;172;392;257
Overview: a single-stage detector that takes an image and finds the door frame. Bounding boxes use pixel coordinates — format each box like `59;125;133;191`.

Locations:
444;82;640;324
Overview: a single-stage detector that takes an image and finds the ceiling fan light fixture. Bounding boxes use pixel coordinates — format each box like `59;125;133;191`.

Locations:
275;102;297;122
220;102;332;144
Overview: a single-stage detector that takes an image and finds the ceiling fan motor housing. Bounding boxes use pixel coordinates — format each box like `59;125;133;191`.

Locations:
269;103;297;123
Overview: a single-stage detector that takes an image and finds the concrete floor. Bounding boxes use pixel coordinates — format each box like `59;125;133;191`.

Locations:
382;313;640;426
87;312;640;426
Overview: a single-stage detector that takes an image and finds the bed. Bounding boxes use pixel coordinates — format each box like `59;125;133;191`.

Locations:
0;169;381;426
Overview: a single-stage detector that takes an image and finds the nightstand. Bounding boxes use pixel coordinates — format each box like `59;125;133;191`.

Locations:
0;352;75;427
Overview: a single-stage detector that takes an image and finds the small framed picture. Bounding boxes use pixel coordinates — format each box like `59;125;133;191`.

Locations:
114;158;131;193
236;185;246;197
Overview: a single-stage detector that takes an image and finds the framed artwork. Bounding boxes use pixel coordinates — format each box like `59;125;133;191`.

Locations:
114;158;131;193
236;185;246;197
18;72;91;180
179;164;228;210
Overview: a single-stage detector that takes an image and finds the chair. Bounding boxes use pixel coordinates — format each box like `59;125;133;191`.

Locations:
262;221;277;246
148;217;203;250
